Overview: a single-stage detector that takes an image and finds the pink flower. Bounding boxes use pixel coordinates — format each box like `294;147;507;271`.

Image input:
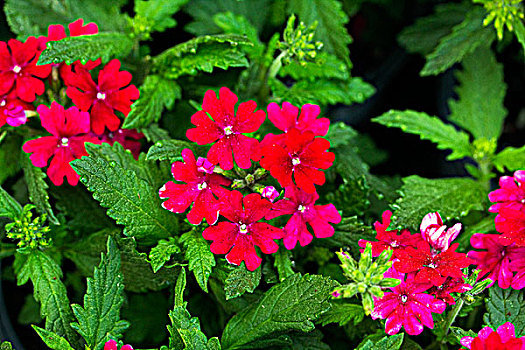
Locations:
420;212;462;251
260;128;334;193
0;92;33;128
496;208;525;247
265;185;341;249
159;149;231;225
104;339;133;350
0;37;51;102
427;277;472;305
202;191;283;271
489;171;525;213
22;102;99;186
66;59;140;134
186;87;265;170
511;257;525;289
94;128;143;159
371;274;446;335
261;186;279;202
460;322;524;349
468;233;525;289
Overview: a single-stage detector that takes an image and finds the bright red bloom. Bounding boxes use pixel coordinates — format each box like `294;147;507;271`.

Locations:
0;92;33;128
420;212;462;251
104;339;133;350
358;210;423;259
460;322;524;350
496;208;525;247
94;128;143;159
265;185;341;249
66;59;140;134
186;87;265;170
202;191;283;271
427;277;472;305
489;171;525;213
22;102;99;186
260;128;334;193
395;242;473;286
159;149;231;225
267;101;329;138
511;256;525;289
0;37;51;102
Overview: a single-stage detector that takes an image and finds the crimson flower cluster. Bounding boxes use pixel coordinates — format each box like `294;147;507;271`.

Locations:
361;211;473;335
160;87;341;271
460;322;524;350
16;19;142;186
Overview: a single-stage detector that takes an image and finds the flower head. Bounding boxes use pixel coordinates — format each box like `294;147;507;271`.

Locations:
420;212;462;251
489;171;525;214
496;208;525;247
427;277;472;305
460;322;524;349
0;92;33;128
104;339;133;350
267;102;329;137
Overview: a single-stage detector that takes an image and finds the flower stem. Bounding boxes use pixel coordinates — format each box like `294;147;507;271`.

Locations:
440;297;465;347
267;50;288;80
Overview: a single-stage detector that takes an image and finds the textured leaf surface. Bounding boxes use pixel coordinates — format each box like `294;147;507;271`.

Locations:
181;230;216;293
122;75;181;129
421;7;494;76
33;326;74;350
448;45;506;140
221;274;334;349
484;286;525;337
391;176;486;230
146;139;196;162
289;330;330;350
327;122;358;149
373;110;472;160
317;302;364;326
213;12;265;58
273;249;295;282
0;134;21;185
225;263;262;300
279;53;349;81
148;237;181;273
71;237;128;350
38;33;133;65
358;334;404;350
0;185;22;219
493;145;525;172
134;0;188;33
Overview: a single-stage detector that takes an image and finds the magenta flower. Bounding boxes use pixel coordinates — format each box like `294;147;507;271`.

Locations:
22;102;99;186
186;87;265;170
261;186;279;202
104;339;133;350
489;170;525;213
420;212;462;251
496;208;525;247
0;92;33;128
94;128;143;160
511;256;525;289
265;185;341;249
159;148;231;225
371;275;446;335
202;191;283;271
460;322;524;349
427;277;472;305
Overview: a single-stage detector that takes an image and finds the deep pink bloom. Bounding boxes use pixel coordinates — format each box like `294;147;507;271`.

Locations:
496;208;525;247
427;277;472;305
0;37;51;102
420;212;462;251
265;185;341;249
358;210;423;259
489;171;525;213
267;101;329;141
159;149;231;225
260;128;334;193
0;92;33;128
460;322;524;350
94;128;143;159
395;242;473;286
66;59;140;134
511;256;525;289
202;191;283;271
186;87;265;170
371;274;446;335
22;102;99;186
261;186;279;202
104;340;133;350
468;233;525;289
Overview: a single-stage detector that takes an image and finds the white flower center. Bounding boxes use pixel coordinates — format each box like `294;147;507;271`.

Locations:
0;100;5;107
428;262;437;269
224;125;233;135
298;205;306;213
292;157;301;166
61;137;69;146
521;198;525;204
96;92;106;100
390;240;399;248
401;295;408;303
12;65;21;73
239;223;248;234
198;182;208;190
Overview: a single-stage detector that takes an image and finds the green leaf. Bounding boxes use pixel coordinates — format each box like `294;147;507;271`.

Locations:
0;341;13;350
70;237;128;350
21;152;58;225
317;302;364;327
288;0;352;67
33;326;74;350
122;75;181;129
221;273;335;349
326;122;358;149
358;334;404;350
391;176;487;230
484;286;525;337
141;123;172;143
421;7;494;76
493;145;525;172
289;329;330;350
0;134;21;185
146;139;196;162
16;250;80;347
213;12;265;58
134;0;189;33
181;230;216;293
148;237;181;273
0;184;22;219
225;263;262;300
373;110;472;161
279;52;349;81
448;45;507;140
273;248;295;282
513;20;525;54
71;142;177;242
153;34;251;79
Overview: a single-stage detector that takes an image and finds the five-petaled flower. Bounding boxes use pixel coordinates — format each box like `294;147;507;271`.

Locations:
460;322;524;350
489;170;525;213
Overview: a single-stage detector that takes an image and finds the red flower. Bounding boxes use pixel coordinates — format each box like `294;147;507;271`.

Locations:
420;212;462;251
104;339;133;350
260;128;334;193
159;149;231;225
186;87;265;170
0;37;51;102
395;242;473;286
22;102;99;186
427;277;472;305
94;128;143;159
0;92;33;128
496;208;525;247
489;171;525;213
265;185;341;249
202;191;283;271
460;322;524;350
66;59;140;134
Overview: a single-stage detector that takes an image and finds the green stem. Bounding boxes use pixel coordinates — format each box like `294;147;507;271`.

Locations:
440;297;465;348
267;50;288;80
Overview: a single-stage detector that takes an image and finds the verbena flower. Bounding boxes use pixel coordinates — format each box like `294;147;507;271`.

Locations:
186;87;265;170
22;102;99;186
94;128;143;159
104;339;133;350
460;322;524;349
420;212;461;251
265;184;341;249
261;186;279;202
0;92;33;128
496;208;525;247
66;59;139;134
427;277;472;305
489;170;525;213
267;101;329;139
203;191;283;271
511;255;525;289
159;148;231;225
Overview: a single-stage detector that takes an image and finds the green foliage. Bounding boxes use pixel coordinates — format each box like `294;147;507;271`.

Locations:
493;145;525;172
0;134;21;185
421;7;494;76
181;230;216;293
448;45;506;140
318;217;375;258
273;248;295;282
373;110;472;161
38;33;133;65
146;139;197;162
0;184;22;219
484;286;525;337
33;326;74;350
390;176;487;230
6;204;51;249
122;75;181;129
358;334;404;350
133;0;189;35
213;12;265;58
288;330;330;349
474;0;525;40
71;142;177;242
317;302;364;327
148;237;181;273
279;52;349;80
221;273;335;349
0;342;13;350
225;263;262;300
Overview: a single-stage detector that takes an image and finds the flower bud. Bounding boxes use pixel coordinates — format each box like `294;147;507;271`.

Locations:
261;186;279;202
420;212;461;251
196;157;215;174
5;105;28;127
